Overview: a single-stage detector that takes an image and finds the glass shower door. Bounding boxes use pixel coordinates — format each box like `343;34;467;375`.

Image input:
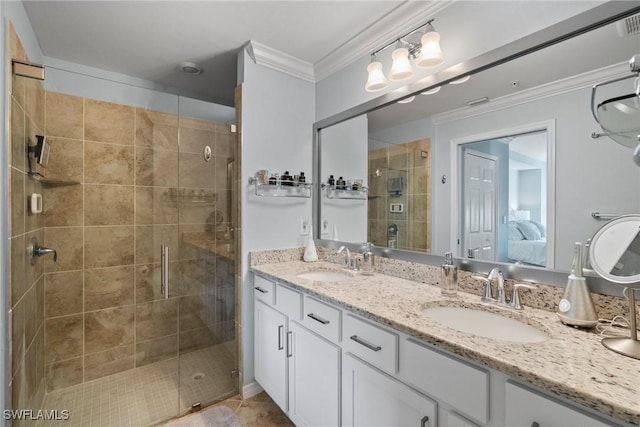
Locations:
176;97;239;413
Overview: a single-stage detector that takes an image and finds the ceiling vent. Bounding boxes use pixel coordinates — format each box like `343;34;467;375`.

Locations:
617;14;640;37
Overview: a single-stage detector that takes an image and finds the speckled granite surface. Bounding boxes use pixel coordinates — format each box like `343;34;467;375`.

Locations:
250;256;640;425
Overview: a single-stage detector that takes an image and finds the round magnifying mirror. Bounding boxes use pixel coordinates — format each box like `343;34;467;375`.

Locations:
589;214;640;360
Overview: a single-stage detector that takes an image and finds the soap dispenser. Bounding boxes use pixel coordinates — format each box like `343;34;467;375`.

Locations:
557;242;598;328
361;242;375;276
441;252;458;297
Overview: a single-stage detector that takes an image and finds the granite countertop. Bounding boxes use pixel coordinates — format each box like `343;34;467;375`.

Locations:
251;260;640;425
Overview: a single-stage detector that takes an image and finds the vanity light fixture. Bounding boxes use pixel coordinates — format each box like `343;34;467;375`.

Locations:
397;96;416;104
365;19;444;92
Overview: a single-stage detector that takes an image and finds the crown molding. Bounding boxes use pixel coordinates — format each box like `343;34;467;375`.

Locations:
245;40;315;83
432;62;630;125
314;0;454;82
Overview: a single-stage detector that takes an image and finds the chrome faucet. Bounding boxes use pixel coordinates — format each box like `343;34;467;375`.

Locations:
28;237;57;265
488;268;506;305
337;246;351;268
337;246;361;271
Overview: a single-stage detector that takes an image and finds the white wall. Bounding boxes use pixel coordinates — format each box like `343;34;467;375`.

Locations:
315;1;602;122
238;48;315;387
320;115;368;242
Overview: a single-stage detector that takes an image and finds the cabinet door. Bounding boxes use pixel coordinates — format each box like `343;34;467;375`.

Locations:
505;381;610;427
343;353;437;427
288;321;341;427
255;300;288;412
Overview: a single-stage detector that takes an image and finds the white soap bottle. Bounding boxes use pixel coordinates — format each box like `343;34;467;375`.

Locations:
303;227;318;262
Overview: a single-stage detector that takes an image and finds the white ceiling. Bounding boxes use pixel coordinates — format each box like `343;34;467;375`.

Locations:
22;0;437;106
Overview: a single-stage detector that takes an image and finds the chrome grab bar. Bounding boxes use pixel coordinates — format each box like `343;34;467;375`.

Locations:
161;245;169;299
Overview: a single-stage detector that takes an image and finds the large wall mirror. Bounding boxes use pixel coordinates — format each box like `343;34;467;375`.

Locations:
315;3;640;285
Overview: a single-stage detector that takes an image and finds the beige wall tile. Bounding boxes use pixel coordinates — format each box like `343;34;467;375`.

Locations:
135;335;177;367
10;235;26;308
8;22;28;102
44;184;83;227
11;97;26;172
45;357;82;392
24;78;45;132
179;126;213;154
135;187;178;225
84;226;134;268
178;259;209;296
84;141;134;185
24;337;39;409
135;262;178;303
136;299;178;341
45;314;83;364
84;345;134;381
85;99;134;145
179;328;216;354
45;92;83;139
46;137;83;183
84;184;134;226
85;266;134;311
135;225;178;264
214;155;230;190
214;130;235;157
135;147;178;187
10;167;25;237
45;271;83;318
135;110;178;150
179;294;208;332
24;276;44;348
44;227;83;273
179;152;214;189
11;298;25;376
85;306;134;354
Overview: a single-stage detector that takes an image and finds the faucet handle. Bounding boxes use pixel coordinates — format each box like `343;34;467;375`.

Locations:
509;283;537;310
472;275;494;301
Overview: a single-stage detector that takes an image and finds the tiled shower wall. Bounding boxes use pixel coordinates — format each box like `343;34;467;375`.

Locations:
40;91;237;392
368;138;432;252
8;21;47;416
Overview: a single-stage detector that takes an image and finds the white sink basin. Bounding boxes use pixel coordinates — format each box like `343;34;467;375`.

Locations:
296;270;352;283
423;306;550;343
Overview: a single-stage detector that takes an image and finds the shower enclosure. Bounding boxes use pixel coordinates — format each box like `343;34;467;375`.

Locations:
7;21;240;427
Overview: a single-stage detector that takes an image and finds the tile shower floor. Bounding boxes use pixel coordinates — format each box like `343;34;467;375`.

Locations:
37;344;237;427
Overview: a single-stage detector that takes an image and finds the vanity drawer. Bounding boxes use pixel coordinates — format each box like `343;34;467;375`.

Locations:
254;275;275;305
302;295;341;343
343;314;398;374
275;284;302;320
402;338;489;424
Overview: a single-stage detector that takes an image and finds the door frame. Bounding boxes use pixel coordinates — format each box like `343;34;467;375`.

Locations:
449;120;556;268
461;148;498;262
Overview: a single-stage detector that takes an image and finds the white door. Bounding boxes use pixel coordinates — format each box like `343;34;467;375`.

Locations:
288;321;341;426
342;354;437;427
463;151;497;261
254;300;288;412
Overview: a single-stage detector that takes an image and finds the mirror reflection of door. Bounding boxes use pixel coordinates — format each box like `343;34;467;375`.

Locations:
462;150;496;261
459;130;548;267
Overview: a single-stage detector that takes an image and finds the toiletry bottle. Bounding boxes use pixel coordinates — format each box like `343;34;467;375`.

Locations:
299;172;306;183
557;242;598;328
303;227;318;262
282;171;292;186
336;176;346;190
361;242;375;276
328;175;335;187
441;252;458;297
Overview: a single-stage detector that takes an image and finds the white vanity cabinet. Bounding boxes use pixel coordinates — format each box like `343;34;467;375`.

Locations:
504;381;610;427
253;275;341;426
342;353;437;427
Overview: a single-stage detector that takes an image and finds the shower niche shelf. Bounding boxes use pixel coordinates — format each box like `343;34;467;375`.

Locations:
322;183;368;200
29;173;80;186
248;177;312;198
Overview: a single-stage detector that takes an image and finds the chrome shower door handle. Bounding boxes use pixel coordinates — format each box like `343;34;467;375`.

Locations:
161;245;169;299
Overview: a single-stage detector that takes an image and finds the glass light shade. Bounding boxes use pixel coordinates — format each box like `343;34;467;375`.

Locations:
397;96;416;104
365;61;389;92
450;75;471;84
421;86;441;95
416;31;444;68
389;47;414;81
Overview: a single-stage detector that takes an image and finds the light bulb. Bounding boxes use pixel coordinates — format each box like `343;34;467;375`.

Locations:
416;30;444;68
397;96;416;104
365;60;389;92
421;86;441;95
450;75;471;85
389;47;414;81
